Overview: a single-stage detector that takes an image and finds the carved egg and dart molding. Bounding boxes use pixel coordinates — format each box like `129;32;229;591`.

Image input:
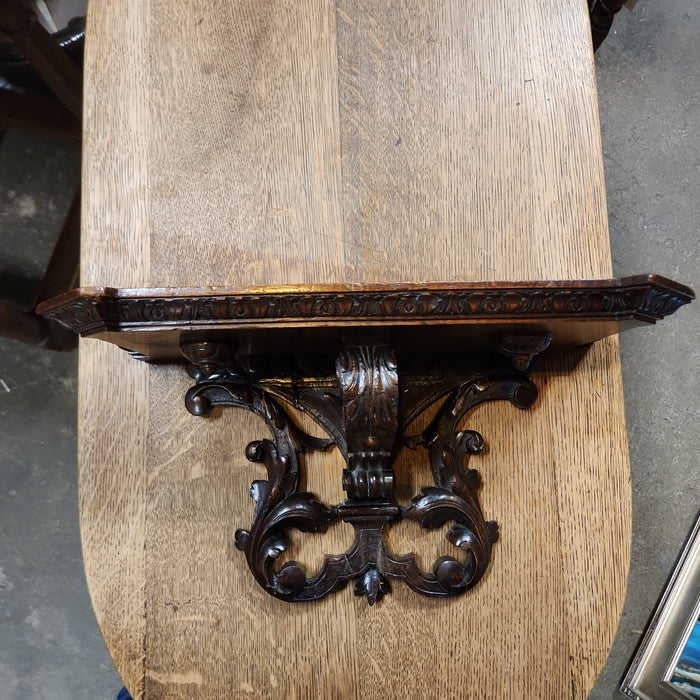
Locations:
38;274;694;604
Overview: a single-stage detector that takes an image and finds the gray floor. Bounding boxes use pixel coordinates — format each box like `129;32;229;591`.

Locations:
0;3;698;698
590;2;699;696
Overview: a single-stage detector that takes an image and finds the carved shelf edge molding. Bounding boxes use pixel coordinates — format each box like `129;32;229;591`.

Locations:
37;274;693;361
38;275;693;604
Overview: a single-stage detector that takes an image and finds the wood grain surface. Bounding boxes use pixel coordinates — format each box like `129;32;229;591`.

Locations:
79;1;631;698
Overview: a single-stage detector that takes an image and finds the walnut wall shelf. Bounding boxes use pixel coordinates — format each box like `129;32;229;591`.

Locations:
39;274;693;604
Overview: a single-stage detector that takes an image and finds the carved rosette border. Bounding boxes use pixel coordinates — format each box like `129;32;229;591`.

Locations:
39;276;694;334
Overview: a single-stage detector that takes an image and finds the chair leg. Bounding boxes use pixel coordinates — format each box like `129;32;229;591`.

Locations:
0;5;82;352
0;0;82;117
36;186;81;303
0;88;81;141
0;187;80;351
0;299;75;350
590;0;627;51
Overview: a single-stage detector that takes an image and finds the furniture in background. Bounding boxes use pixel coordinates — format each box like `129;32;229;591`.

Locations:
589;0;634;51
0;0;82;350
622;513;700;700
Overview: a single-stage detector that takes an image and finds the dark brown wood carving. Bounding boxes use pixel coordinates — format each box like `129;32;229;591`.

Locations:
37;275;694;362
37;275;694;604
182;341;539;603
337;345;399;501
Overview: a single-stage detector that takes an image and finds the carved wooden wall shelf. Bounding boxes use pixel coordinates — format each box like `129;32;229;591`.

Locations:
39;274;693;604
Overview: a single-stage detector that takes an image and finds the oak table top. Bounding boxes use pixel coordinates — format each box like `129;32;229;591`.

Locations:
79;1;632;697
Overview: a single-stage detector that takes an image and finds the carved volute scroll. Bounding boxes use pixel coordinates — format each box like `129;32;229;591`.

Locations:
337;346;399;500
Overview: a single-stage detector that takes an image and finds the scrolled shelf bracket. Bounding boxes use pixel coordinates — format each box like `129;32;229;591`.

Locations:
181;338;540;604
37;275;694;604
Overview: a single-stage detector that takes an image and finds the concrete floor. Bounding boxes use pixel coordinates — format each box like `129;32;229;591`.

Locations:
590;1;699;696
0;2;697;698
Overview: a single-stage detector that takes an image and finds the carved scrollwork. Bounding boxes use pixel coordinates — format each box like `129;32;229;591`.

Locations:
184;343;540;604
233;438;335;600
396;376;537;596
185;377;337;601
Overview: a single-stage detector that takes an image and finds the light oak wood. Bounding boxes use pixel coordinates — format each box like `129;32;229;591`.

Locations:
79;1;630;698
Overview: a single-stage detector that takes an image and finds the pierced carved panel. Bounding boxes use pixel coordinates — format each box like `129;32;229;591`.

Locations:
183;341;538;604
